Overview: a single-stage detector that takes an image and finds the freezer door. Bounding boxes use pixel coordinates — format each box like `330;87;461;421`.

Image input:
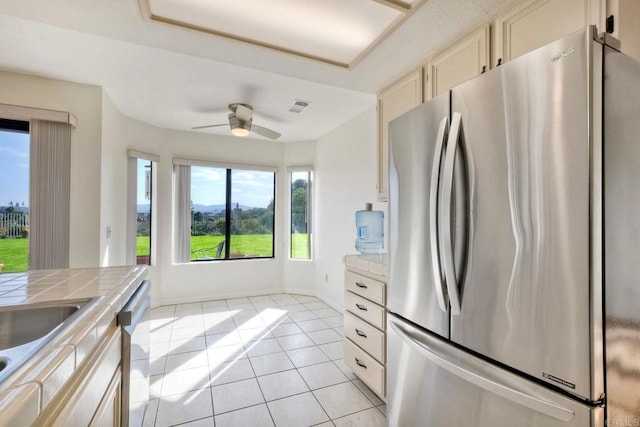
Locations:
388;94;450;338
447;28;598;400
387;314;603;427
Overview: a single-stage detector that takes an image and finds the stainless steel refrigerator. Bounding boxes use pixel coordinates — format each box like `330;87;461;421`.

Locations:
387;26;640;426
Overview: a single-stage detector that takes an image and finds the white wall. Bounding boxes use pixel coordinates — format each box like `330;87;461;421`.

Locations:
1;71;382;309
154;129;286;306
314;107;385;309
99;110;294;306
0;71;103;268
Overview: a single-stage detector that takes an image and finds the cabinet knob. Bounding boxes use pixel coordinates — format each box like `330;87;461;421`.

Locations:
355;303;368;311
355;282;368;289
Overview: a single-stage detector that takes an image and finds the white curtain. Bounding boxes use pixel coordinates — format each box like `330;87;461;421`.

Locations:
29;120;71;269
174;165;191;263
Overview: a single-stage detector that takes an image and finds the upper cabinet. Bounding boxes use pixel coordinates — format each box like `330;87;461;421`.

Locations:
492;0;604;66
425;25;490;99
376;0;638;201
377;68;423;201
608;0;640;62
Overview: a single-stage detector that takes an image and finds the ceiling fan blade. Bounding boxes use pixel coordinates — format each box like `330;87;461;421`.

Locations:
235;104;254;122
252;124;281;140
191;123;227;130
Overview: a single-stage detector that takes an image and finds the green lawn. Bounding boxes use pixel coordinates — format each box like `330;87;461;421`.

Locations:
137;234;276;260
291;233;310;259
0;238;29;272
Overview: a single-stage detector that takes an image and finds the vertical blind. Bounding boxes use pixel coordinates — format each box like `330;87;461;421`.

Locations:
174;164;191;263
29;120;71;269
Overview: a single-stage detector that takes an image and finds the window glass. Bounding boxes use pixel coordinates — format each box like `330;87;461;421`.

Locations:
136;159;152;265
0;122;30;272
190;166;227;261
188;166;275;261
230;170;275;258
290;171;311;259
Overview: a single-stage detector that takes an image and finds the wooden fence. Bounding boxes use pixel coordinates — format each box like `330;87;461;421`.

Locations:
0;212;29;238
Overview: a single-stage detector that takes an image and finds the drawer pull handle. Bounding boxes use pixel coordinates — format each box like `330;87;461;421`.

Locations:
355;358;367;369
355;282;368;289
355;328;367;338
355;303;368;311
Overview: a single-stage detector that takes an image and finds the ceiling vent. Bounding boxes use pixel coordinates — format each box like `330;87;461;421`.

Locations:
289;99;311;114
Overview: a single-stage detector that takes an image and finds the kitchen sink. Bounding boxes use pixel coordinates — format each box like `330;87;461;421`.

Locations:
0;298;96;384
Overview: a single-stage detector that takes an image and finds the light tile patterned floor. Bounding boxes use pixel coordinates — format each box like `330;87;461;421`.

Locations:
145;294;387;427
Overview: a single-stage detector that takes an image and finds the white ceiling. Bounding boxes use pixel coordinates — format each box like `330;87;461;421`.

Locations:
0;0;515;142
144;0;421;67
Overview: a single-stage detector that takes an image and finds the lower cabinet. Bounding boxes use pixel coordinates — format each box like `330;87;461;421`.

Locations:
34;326;122;427
91;368;122;427
343;266;387;399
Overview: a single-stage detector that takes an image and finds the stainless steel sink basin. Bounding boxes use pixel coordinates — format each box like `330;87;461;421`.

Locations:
0;298;96;384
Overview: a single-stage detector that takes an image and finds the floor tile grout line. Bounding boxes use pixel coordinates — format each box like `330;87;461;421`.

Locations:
151;293;377;426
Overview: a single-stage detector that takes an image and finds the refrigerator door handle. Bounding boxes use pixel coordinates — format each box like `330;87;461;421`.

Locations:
430;116;450;313
441;112;463;314
388;315;576;422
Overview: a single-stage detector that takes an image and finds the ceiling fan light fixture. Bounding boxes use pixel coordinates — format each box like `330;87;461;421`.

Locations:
231;125;250;137
229;114;251;137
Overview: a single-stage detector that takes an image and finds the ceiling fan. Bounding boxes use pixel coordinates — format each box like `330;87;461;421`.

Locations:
192;103;281;140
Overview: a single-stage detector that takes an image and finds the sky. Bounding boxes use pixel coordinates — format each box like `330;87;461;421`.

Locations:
190;166;274;208
0;130;29;208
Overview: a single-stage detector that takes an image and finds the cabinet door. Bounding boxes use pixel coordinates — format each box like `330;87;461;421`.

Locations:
377;68;423;201
493;0;604;65
608;0;640;62
90;367;122;427
425;25;490;99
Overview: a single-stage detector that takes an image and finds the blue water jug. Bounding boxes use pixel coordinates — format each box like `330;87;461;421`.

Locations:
355;203;384;254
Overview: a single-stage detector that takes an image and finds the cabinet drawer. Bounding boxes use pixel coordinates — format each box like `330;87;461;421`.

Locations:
345;291;386;330
344;312;385;363
345;339;385;398
345;270;385;304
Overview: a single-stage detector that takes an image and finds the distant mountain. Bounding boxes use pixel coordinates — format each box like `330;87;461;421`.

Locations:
136;203;257;214
193;204;226;212
193;204;255;212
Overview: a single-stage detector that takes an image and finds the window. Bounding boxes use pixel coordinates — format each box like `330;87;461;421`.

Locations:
136;159;153;264
290;168;312;260
128;150;158;266
180;162;276;261
0;119;29;273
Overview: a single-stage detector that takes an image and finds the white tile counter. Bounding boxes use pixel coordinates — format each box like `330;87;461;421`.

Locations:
0;265;147;426
344;254;387;278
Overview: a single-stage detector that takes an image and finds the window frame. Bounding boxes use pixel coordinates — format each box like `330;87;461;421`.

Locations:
174;158;278;263
127;149;159;266
288;166;313;261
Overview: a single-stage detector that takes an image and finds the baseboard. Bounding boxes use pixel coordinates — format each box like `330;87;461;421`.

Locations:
152;287;285;308
151;287;344;311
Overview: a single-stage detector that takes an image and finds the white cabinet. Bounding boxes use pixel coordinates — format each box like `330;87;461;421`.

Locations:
492;0;605;66
376;68;423;201
607;0;640;62
344;266;387;398
34;326;122;427
425;25;490;99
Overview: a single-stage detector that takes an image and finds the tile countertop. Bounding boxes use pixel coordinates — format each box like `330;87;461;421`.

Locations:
344;254;387;277
0;265;147;426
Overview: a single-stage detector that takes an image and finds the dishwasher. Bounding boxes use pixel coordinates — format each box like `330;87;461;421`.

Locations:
118;280;151;427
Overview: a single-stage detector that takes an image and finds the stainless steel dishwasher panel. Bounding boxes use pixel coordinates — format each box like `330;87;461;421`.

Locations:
118;280;151;427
